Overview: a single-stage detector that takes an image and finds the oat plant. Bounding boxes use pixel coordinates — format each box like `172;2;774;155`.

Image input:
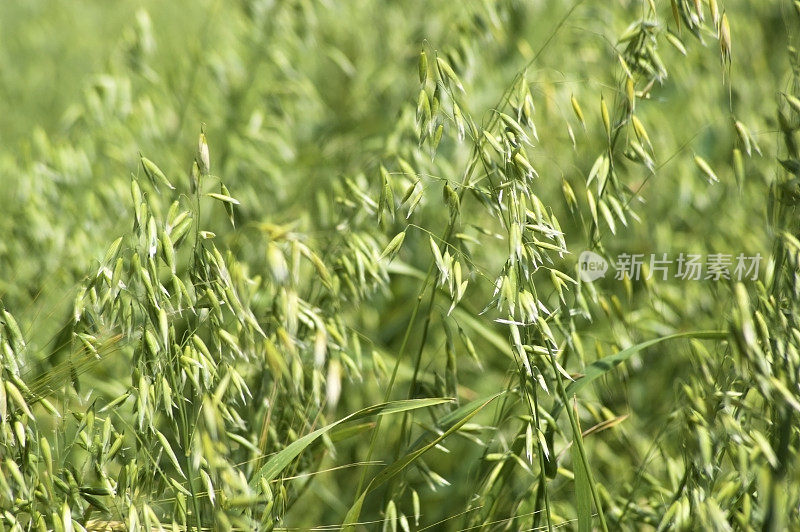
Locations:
1;1;800;531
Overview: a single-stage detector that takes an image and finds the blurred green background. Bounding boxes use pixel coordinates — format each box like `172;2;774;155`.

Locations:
1;0;786;328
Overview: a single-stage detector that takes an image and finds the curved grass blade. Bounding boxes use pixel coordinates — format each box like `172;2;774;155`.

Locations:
565;330;727;398
571;403;592;532
342;392;501;530
550;330;727;421
249;398;452;488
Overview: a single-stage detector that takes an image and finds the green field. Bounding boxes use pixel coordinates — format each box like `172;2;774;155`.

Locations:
1;1;799;530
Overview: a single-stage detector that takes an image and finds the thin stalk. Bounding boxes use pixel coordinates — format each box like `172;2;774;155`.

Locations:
354;261;434;495
170;343;204;532
548;345;609;532
183;435;203;531
531;377;554;532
